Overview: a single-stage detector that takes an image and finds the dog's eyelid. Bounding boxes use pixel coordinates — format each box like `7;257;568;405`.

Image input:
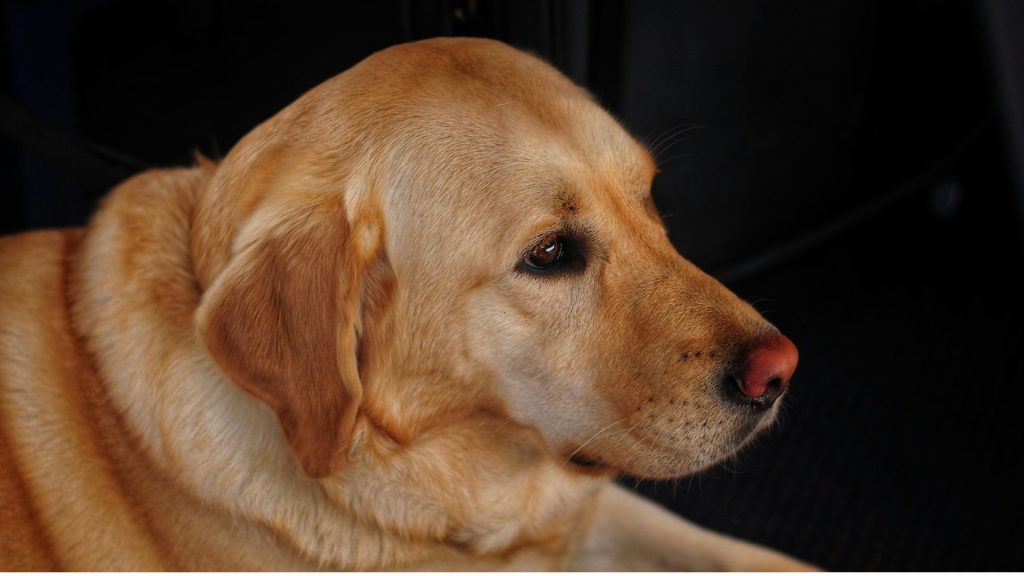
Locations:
513;227;591;278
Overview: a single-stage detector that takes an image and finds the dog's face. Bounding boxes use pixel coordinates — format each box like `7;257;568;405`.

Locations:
196;38;797;482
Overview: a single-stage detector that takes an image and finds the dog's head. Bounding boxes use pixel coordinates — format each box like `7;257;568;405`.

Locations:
194;38;797;481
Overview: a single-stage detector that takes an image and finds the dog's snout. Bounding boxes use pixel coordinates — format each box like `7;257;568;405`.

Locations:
724;333;798;408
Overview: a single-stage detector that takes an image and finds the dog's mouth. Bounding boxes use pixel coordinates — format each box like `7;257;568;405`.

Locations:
566;451;616;476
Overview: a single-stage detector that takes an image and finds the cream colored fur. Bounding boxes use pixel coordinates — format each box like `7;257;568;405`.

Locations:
0;38;813;570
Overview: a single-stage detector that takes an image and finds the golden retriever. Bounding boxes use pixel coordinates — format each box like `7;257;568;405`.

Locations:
0;37;811;570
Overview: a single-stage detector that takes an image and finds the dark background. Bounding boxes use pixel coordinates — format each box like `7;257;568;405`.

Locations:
3;0;1023;570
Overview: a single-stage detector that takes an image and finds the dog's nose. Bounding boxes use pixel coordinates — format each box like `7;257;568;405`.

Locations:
726;333;798;408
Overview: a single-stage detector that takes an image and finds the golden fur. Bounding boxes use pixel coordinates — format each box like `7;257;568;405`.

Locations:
0;38;812;570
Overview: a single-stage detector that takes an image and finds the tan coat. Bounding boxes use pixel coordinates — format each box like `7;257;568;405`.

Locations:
0;38;812;570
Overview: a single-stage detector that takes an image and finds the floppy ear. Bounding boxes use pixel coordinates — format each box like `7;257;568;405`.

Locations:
196;198;366;478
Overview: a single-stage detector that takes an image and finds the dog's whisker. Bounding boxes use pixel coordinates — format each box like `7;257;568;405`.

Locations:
652;136;694;161
648;124;702;159
749;298;782;315
645;123;686;152
562;417;630;466
655;153;694;171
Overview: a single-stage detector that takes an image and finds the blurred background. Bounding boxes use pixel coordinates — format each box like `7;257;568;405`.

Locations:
2;0;1022;569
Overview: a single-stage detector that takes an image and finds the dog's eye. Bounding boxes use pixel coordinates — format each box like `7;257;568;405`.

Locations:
523;233;563;271
517;231;589;277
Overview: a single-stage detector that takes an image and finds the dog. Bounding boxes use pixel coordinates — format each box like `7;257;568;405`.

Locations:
0;37;811;570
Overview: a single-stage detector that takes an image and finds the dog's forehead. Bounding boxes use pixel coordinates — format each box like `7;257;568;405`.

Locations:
341;39;657;250
354;38;655;177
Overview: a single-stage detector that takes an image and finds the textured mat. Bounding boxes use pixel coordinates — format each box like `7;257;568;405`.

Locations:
628;157;1024;570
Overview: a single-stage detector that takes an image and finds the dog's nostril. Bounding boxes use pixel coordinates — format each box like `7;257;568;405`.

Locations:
722;374;743;397
724;373;783;409
723;333;798;409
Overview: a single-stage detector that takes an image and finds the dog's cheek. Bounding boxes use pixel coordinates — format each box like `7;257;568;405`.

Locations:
461;288;612;447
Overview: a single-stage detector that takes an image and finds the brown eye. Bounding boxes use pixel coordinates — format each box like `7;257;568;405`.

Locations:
524;233;563;270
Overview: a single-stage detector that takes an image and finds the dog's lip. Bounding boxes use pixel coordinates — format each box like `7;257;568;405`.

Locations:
564;450;617;476
568;452;602;468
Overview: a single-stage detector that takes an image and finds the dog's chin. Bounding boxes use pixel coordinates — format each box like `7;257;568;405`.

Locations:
563;444;706;480
566;450;703;481
567;410;778;481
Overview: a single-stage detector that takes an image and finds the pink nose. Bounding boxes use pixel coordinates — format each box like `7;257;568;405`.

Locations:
734;333;799;406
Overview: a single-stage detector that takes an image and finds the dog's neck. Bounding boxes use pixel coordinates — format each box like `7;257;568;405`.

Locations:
70;165;603;569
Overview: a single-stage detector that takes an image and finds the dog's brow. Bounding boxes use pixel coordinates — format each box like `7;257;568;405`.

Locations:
555;189;581;214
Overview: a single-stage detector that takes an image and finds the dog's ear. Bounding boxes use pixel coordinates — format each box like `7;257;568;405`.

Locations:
196;197;368;478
